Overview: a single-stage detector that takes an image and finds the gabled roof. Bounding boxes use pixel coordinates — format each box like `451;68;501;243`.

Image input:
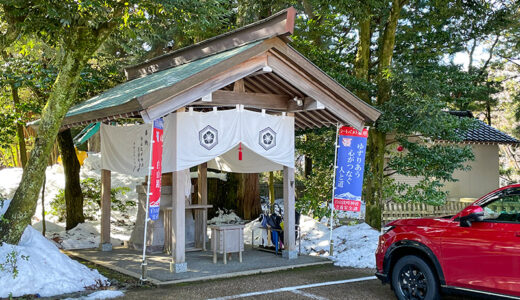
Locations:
61;7;380;131
65;42;260;121
449;111;520;145
462;120;520;145
124;7;297;80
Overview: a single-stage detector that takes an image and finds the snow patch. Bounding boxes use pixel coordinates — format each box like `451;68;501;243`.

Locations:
0;198;11;216
207;209;243;225
49;223;124;250
0;226;109;298
0;153;141;250
243;213;379;268
64;290;124;300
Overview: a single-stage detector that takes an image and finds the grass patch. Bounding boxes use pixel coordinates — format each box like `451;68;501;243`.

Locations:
69;256;155;290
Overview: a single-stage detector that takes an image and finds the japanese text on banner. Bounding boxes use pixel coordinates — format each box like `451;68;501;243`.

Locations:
148;118;164;221
333;126;368;212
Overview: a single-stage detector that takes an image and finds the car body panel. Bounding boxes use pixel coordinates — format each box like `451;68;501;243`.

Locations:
376;184;520;298
441;219;520;296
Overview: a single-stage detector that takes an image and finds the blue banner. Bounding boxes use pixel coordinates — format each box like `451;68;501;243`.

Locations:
334;126;368;212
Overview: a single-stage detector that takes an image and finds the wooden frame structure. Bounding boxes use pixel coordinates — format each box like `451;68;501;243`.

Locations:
60;7;381;273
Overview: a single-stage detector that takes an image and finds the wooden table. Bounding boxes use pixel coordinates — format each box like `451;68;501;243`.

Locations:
210;224;244;264
186;204;212;251
164;204;212;253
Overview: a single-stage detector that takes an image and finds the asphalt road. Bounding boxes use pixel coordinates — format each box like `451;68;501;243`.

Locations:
122;265;471;300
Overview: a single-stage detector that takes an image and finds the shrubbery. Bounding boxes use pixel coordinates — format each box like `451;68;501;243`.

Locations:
50;177;133;221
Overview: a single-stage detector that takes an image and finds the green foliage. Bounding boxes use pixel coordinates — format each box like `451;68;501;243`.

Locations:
289;0;504;211
50;178;132;221
0;248;29;279
295;127;336;219
296;167;333;219
374;63;478;204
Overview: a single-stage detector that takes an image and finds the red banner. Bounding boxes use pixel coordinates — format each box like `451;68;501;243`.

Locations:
334;199;362;212
148;119;164;221
338;127;369;138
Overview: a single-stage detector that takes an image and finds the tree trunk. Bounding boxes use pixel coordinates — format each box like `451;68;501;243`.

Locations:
361;0;407;230
304;156;312;178
269;171;275;214
354;18;371;102
58;128;85;230
41;173;46;236
363;131;386;229
0;52;89;244
486;101;492;125
236;173;261;220
0;21;117;244
11;85;27;168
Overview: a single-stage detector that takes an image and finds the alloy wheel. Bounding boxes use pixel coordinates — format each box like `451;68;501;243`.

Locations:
397;264;428;300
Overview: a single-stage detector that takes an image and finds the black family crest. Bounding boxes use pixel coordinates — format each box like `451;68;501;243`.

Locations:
199;125;218;150
259;127;276;150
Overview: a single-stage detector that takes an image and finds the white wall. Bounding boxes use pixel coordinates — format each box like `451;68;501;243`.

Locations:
388;143;499;202
442;144;499;201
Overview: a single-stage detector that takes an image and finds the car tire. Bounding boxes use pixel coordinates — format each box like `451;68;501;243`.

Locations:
391;255;440;300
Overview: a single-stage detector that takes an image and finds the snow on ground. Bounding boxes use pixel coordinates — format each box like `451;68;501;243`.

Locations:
49;223;124;250
0;153;378;274
64;290;124;300
330;223;380;268
208;209;243;225
0;153;141;249
298;216;380;268
242;211;379;268
0;198;11;216
0;226;109;298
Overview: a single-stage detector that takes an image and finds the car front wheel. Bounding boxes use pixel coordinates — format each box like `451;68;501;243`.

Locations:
391;255;440;300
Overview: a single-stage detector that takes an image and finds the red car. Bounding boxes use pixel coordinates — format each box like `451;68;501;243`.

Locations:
376;184;520;300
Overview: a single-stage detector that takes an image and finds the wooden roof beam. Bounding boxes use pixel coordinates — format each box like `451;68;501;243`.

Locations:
141;54;269;122
300;111;324;128
243;77;272;94
312;110;337;127
287;97;325;112
268;73;305;98
192;90;290;110
269;41;380;122
295;112;319;129
294;119;307;130
267;54;366;131
125;7;296;80
250;73;287;95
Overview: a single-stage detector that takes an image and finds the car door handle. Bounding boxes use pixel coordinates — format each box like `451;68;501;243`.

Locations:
516;232;520;237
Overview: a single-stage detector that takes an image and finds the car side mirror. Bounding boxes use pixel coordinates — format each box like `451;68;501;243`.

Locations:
458;205;484;227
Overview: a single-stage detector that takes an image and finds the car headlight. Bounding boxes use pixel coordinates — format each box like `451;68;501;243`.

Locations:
381;225;395;235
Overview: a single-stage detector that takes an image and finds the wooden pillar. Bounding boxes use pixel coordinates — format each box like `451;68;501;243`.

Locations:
100;169;112;251
283;166;297;259
195;163;208;250
171;169;187;272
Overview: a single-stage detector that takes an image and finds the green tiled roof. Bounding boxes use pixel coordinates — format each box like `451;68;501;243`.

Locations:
66;41;261;117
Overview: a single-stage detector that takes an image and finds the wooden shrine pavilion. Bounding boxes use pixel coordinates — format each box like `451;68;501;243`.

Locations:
61;7;381;273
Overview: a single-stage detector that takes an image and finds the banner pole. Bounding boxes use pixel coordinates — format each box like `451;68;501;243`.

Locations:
141;123;155;282
329;123;341;256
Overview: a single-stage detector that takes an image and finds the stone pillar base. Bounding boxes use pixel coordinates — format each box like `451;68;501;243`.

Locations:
170;262;187;273
100;243;113;252
282;250;298;259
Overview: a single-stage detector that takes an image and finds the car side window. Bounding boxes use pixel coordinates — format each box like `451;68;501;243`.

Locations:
481;188;520;223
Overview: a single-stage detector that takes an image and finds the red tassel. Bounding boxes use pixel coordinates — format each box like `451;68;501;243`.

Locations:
239;143;243;161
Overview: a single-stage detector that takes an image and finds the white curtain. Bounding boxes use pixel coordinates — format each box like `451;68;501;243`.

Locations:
163;108;294;173
101;108;294;175
100;123;152;176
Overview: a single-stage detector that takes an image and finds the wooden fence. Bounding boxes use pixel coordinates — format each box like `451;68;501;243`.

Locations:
259;183;305;200
382;201;468;224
